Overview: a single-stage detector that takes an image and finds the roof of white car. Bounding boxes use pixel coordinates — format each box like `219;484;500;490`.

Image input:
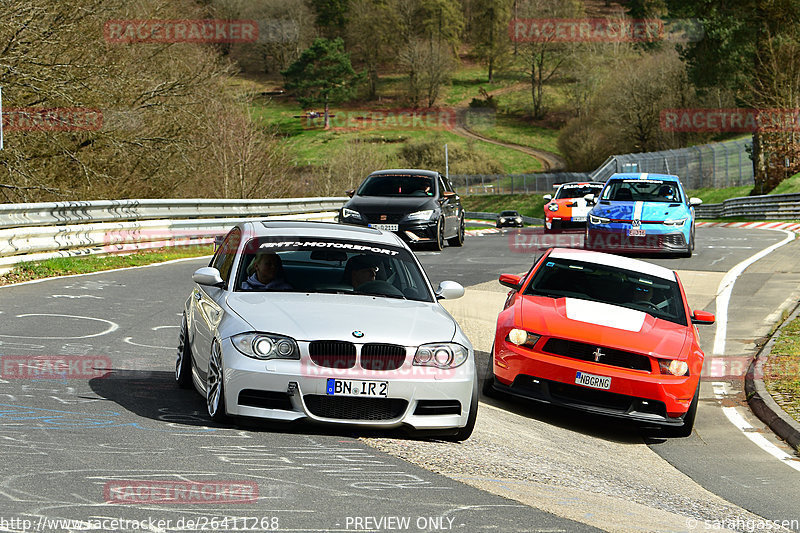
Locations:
548;248;677;281
245;220;406;247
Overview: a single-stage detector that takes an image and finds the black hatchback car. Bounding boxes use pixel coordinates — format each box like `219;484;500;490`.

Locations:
339;169;465;250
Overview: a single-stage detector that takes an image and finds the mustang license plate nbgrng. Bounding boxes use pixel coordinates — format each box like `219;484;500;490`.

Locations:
575;371;611;390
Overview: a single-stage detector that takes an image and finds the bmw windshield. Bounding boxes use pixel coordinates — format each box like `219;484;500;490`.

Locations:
236;237;434;302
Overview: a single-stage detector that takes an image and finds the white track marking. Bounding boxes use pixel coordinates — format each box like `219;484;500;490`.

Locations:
712;382;800;473
712;229;795;355
0;314;119;340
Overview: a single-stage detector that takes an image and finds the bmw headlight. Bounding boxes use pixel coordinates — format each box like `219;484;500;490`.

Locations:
342;208;363;221
589;214;610;225
406;209;434;221
414;343;468;368
231;332;299;360
547;203;559;212
664;217;687;227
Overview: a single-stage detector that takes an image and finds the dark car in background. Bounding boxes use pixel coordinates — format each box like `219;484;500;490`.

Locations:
496;210;523;228
339;169;465;251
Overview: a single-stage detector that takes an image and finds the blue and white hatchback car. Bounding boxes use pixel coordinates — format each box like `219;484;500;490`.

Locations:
584;173;702;257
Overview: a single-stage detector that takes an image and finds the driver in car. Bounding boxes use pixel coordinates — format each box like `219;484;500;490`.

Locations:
343;254;379;289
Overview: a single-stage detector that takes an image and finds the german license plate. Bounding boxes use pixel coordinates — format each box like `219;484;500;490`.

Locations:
573;216;586;222
326;378;388;397
628;228;646;237
369;223;399;231
575;371;611;390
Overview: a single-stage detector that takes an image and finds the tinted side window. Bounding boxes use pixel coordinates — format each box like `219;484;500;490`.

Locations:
210;227;241;286
437;176;448;196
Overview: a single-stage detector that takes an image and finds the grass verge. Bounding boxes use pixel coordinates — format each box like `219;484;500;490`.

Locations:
461;194;547;219
763;315;800;423
0;246;213;286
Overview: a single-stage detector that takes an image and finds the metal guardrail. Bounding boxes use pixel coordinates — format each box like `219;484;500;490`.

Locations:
695;193;800;220
0;198;349;272
0;198;348;229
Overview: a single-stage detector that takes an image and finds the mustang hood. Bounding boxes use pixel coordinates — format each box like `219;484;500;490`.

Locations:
225;292;457;345
591;202;687;222
519;296;690;359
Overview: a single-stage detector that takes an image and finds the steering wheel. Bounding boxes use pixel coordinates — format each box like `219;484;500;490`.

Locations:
637;301;660;310
356;280;404;297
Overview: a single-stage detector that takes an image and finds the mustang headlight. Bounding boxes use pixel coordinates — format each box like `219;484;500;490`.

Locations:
507;328;541;349
589;214;610;225
414;343;468;368
663;217;687;227
659;359;689;376
547;203;559;212
231;332;299;360
407;209;434;221
341;208;363;221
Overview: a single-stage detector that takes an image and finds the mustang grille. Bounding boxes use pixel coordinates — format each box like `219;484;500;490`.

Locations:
309;341;356;369
303;395;407;420
360;343;406;370
542;338;652;372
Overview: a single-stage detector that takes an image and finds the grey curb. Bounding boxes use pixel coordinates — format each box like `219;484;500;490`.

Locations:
745;301;800;452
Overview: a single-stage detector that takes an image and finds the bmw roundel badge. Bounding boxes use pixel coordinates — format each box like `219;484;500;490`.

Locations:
352;330;365;338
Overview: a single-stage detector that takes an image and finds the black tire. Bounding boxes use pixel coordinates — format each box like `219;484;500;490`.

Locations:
176;315;193;389
482;346;500;399
448;215;465;247
678;230;694;258
430;217;445;251
666;383;699;438
206;341;228;422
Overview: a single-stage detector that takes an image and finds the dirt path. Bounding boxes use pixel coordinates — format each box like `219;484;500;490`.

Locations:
452;83;567;172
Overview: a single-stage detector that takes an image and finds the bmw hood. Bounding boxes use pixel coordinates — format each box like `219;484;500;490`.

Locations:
345;196;435;215
225;293;457;345
591;202;689;222
518;296;691;359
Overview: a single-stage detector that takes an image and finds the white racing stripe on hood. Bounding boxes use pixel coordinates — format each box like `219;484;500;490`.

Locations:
565;298;646;332
633;201;644;222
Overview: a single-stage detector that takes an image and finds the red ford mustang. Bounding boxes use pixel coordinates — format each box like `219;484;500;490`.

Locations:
485;247;715;436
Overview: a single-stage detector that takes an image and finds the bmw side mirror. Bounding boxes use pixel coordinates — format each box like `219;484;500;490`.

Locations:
435;281;464;300
193;267;224;288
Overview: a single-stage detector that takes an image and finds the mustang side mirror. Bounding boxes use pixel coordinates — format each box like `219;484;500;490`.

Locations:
691;310;715;325
499;273;522;290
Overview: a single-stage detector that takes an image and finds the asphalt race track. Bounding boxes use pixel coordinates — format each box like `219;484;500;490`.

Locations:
1;225;799;532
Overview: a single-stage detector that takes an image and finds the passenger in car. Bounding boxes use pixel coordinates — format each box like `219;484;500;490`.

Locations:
242;252;293;290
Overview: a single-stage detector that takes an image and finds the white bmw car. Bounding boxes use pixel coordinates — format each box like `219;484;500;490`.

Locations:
177;220;477;440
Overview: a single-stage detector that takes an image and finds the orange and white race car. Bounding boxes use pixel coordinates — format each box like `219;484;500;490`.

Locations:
543;182;604;232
